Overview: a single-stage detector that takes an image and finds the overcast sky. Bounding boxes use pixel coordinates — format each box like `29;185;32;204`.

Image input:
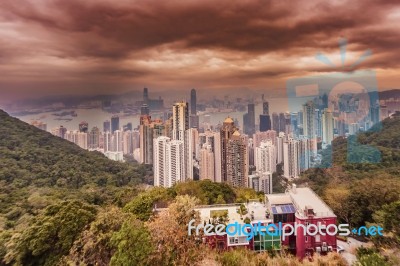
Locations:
0;0;399;101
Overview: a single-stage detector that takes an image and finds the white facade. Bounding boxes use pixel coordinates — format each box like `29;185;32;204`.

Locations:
255;140;276;174
153;136;185;188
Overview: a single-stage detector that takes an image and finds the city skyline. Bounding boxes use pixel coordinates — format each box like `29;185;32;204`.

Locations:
1;0;400;102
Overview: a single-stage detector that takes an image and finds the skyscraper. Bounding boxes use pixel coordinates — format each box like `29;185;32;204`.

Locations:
88;127;100;149
139;116;153;164
184;128;198;180
79;121;89;133
279;113;286;134
103;120;111;132
322;108;334;145
199;130;222;182
276;132;285;164
111;115;120;133
153;136;170;187
143;87;149;104
243;103;255;135
255;140;276;174
166;140;185;187
199;144;215;181
303;101;316;139
283;138;300;179
259;100;271;132
226;130;248;187
189;89;199;130
190;88;197;115
172;102;189;141
141;104;150;116
272;112;279;132
220;117;237;183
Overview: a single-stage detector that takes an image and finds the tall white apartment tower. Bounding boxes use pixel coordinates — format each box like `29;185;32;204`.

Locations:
153;136;169;187
166;140;185;187
184;128;197;180
283;138;300;179
276;132;285;164
153;136;185;188
255;140;276;174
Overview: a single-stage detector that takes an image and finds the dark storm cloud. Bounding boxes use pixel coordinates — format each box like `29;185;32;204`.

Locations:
0;0;399;100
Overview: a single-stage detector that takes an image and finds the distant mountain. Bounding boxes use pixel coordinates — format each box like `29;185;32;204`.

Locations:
379;89;400;100
0;109;146;216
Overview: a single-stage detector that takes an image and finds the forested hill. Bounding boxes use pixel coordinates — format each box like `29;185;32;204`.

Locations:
0;109;147;217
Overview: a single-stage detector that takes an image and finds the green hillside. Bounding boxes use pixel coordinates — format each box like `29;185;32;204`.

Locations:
297;115;400;249
0;109;149;227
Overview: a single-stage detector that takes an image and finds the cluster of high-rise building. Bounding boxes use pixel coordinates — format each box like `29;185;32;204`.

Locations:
42;88;392;191
51;116;140;162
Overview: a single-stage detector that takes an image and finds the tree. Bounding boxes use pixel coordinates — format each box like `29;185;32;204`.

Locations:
147;195;204;265
60;206;132;266
110;217;153;266
324;186;352;224
4;200;97;266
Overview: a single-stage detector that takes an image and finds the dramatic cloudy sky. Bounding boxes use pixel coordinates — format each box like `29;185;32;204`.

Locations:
0;0;399;101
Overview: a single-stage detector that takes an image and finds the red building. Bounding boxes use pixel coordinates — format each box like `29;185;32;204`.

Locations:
266;185;338;258
196;185;338;259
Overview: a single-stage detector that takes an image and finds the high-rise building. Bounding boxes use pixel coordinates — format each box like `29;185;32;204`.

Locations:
199;144;215;181
51;126;67;139
88;127;100;149
172;102;189;141
255;140;276;174
79;121;89;133
190;88;197;115
114;130;123;152
272;113;279;133
103;120;111;132
143;87;149;104
199;130;222;182
226;130;248;187
111;115;120;133
139;116;153;164
276;132;285;164
259;114;271;132
279;113;286;134
184;128;198;180
153;136;169;187
166;140;185;187
283;138;300;179
263;101;269;115
322;108;334;145
220;117;237;183
243;103;256;135
260;100;271;132
298;137;313;171
303;101;316;140
65;130;88;150
141;104;150;116
253;130;277;147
